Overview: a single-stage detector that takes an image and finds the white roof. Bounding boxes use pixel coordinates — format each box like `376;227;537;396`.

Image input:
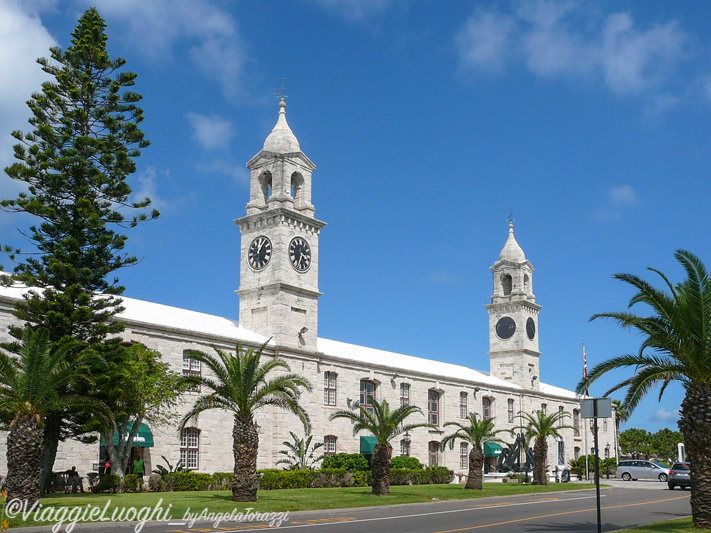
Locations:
0;281;578;399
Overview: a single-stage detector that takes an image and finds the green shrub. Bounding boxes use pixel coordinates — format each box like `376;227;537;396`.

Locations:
391;456;424;470
321;453;369;472
87;473;121;493
164;472;213;491
259;470;318;490
121;474;142;493
210;472;233;490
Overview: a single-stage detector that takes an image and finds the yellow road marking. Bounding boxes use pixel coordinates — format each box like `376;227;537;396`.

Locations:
434;494;690;533
528;498;559;502
291;517;356;525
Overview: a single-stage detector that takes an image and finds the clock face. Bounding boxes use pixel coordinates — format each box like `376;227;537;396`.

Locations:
289;237;311;272
526;317;536;340
496;316;516;340
248;236;272;271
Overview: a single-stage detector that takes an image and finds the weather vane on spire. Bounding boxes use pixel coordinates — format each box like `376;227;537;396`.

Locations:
274;78;289;101
507;209;515;226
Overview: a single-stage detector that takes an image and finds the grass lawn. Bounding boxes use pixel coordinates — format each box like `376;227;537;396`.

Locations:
3;482;596;529
614;516;695;532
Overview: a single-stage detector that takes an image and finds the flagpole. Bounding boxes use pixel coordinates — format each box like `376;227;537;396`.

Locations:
583;343;590;482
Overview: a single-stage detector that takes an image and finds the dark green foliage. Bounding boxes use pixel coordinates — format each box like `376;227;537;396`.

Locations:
121;474;142;493
321;453;370;472
151;455;186;475
87;473;121;493
164;472;213;492
391;456;424;470
1;7;157;346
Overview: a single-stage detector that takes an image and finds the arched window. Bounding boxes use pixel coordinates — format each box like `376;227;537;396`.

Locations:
324;435;337;455
523;274;530;293
573;409;580;436
291;172;304;208
428;441;439;466
360;380;376;414
428;390;441;426
501;274;512;296
400;383;410;407
259;171;272;205
460;442;469;469
483;397;494;420
180;428;200;470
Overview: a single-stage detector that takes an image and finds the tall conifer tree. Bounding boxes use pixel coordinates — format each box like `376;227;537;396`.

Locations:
0;8;157;490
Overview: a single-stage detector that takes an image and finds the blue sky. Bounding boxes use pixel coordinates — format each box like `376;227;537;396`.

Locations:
2;0;710;435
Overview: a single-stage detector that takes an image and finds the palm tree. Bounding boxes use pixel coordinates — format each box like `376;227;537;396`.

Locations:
276;431;325;470
180;342;312;502
611;399;629;462
329;398;433;495
517;410;572;485
440;414;505;490
0;327;97;505
577;250;711;528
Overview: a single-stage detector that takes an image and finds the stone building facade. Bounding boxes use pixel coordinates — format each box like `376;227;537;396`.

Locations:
0;99;615;478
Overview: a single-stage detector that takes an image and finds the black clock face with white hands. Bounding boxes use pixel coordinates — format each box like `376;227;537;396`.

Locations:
248;236;272;271
526;317;536;340
289;237;311;272
496;316;516;340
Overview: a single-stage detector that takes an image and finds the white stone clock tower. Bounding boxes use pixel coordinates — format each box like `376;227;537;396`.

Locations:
235;98;325;350
485;223;541;390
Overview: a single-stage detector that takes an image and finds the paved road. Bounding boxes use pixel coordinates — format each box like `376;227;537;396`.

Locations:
149;486;690;533
17;486;690;533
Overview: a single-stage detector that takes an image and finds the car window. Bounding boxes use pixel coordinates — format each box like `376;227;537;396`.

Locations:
673;463;690;471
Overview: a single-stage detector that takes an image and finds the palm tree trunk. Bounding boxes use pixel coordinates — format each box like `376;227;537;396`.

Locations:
232;415;259;502
466;446;485;489
533;438;547;485
6;413;43;506
371;443;392;495
679;383;711;528
39;415;60;494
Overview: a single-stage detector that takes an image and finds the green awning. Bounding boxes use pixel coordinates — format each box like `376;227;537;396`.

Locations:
484;442;504;457
101;422;154;448
360;436;378;455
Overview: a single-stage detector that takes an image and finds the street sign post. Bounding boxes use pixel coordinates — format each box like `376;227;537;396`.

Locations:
581;397;612;533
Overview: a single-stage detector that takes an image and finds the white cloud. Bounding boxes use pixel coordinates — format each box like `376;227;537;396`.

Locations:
186;112;234;151
86;0;247;100
307;0;395;22
652;407;679;423
130;168;172;213
592;184;638;221
0;0;57;213
456;1;686;97
608;185;637;206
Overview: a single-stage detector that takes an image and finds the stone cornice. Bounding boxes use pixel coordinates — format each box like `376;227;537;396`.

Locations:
234;207;326;233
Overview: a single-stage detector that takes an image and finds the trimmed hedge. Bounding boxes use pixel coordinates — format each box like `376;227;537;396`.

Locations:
321;453;369;472
391;456;424;470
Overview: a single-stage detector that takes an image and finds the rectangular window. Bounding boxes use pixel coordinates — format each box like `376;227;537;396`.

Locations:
182;354;201;392
507;398;514;423
460;442;469;469
360;380;376;414
574;410;580;437
324;372;337;406
603;419;608;432
558;406;564;426
428;390;440;426
324;435;337;455
180;428;199;470
400;383;410;407
483;397;493;420
460;392;468;419
541;403;547;416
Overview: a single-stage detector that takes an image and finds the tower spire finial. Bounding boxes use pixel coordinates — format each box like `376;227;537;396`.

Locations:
507;208;515;228
274;78;289;102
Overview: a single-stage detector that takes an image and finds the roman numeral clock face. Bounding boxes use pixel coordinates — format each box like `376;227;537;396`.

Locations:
248;236;272;270
289;237;311;272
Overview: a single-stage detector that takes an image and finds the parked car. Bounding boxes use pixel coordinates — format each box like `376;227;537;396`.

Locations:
617;460;670;482
667;462;690;490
